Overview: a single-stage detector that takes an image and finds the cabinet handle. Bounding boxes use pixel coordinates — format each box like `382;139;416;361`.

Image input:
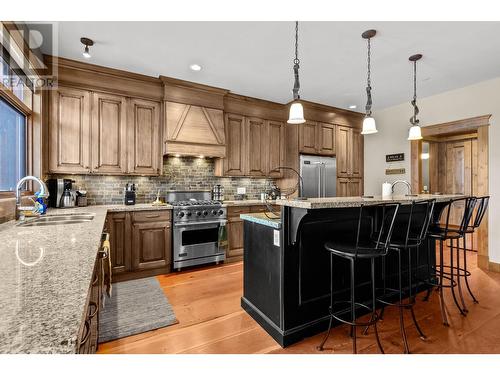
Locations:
144;214;161;218
79;320;91;349
88;301;99;319
91;272;99;286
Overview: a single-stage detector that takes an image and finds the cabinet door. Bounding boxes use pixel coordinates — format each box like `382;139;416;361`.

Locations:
336;126;350;177
318;122;336;156
224;113;247;176
267;120;285;178
227;218;244;259
246;117;267;176
351;128;363;178
131;220;171;271
337;178;350;197
128;98;161;175
91;92;127;174
349;178;363;197
49;87;91;173
107;212;131;275
299;121;317;154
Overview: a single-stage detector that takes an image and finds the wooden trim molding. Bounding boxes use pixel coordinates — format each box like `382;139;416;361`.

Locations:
421;114;491;137
0;83;32;115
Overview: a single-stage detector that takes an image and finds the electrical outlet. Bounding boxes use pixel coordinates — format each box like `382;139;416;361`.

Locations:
237;187;246;195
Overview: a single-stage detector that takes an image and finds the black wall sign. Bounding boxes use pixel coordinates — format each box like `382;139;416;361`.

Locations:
386;153;405;162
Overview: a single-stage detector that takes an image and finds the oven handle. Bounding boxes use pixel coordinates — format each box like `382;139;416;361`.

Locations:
174;220;227;227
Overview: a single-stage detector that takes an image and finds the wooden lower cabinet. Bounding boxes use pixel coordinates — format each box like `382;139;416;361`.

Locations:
105;210;172;281
337;177;363;197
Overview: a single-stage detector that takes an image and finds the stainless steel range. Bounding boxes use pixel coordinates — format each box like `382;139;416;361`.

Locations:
167;190;227;271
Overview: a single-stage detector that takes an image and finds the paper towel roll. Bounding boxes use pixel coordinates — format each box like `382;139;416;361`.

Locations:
382;182;392;198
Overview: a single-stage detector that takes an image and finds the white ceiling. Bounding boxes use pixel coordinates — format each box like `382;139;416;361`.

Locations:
42;21;500;111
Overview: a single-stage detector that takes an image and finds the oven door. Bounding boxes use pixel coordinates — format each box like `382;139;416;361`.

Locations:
173;220;227;263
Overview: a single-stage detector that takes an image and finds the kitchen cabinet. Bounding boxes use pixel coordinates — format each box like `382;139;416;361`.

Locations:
91;92;127;174
215;115;285;178
105;210;172;282
128;98;162;175
49;87;91;174
337;126;363;178
48;86;162;176
298;121;336;156
337;177;363;197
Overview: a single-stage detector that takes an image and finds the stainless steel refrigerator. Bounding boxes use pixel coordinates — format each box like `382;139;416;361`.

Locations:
299;154;337;198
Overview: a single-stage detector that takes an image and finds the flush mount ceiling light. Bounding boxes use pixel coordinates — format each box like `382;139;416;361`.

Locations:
349;105;357;109
408;54;423;141
287;21;306;125
361;29;378;135
190;64;202;71
80;37;93;59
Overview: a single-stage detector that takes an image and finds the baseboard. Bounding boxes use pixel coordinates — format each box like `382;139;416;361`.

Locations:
489;260;500;273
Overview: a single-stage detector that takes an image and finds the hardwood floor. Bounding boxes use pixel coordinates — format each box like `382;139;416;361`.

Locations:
97;250;500;354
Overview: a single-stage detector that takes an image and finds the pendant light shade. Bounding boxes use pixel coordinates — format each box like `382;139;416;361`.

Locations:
288;102;305;124
287;21;306;124
408;54;423;141
361;29;378;135
361;116;377;135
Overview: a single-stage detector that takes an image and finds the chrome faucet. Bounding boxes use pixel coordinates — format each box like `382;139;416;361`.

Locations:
15;176;49;220
391;180;412;196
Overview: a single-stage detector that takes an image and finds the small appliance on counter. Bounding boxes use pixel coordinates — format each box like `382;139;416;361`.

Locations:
76;190;88;207
124;183;136;205
211;184;224;201
47;178;76;208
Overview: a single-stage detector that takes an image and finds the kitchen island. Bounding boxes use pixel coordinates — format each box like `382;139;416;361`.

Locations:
240;194;461;347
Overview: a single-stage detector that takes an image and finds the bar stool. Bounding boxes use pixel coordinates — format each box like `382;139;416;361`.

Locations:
425;197;477;325
317;202;400;354
460;196;489;304
372;199;435;354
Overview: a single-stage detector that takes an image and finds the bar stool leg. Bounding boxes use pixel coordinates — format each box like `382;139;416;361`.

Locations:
437;240;450;326
350;258;357;354
409;246;427;340
397;249;410;354
317;253;334;351
423;238;433;302
463;235;479;303
379;256;386;320
455;238;468;313
371;257;384;354
449;239;467;316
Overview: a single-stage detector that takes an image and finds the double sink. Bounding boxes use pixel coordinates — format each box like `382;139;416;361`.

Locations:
17;213;95;227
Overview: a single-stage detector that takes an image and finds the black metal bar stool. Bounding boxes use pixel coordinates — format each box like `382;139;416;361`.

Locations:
460;196;489;304
317;202;400;354
369;199;435;354
424;197;477;325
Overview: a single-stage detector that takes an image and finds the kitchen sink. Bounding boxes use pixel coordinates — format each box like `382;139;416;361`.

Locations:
17;213;95;227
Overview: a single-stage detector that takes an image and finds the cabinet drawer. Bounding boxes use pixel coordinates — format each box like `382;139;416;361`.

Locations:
132;210;171;222
228;206;251;217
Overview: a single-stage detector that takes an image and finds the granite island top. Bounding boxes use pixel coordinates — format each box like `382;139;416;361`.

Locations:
240;212;281;229
274;194;464;209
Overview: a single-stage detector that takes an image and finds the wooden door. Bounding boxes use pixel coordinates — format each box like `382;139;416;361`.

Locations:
106;212;131;275
351;128;363;178
267;120;285;178
131;220;171;271
128;98;161;175
223;113;247;176
49;87;91;173
299;121;317;154
336;126;350;177
318;123;336;155
246;117;267;176
91;92;127;174
446;140;472;225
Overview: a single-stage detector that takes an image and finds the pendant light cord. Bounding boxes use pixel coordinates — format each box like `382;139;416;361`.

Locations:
365;37;373;116
410;60;420;126
292;21;301;101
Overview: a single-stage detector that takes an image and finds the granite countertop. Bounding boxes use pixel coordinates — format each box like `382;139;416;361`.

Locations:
240;212;281;229
274;194;464;209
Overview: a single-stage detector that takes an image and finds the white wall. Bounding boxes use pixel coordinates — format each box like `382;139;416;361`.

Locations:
365;77;500;263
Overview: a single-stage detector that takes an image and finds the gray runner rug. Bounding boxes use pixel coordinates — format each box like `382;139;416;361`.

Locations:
99;277;178;343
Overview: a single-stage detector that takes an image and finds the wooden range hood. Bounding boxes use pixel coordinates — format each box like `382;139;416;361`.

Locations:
161;76;229;158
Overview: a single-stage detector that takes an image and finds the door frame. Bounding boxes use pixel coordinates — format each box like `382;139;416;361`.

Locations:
410;114;490;270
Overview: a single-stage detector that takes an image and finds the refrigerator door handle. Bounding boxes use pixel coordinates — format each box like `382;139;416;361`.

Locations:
317;164;321;198
322;164;326;198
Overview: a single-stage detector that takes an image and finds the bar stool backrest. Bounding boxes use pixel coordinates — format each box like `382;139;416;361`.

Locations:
356;202;400;257
404;199;436;246
440;197;477;237
471;196;490;229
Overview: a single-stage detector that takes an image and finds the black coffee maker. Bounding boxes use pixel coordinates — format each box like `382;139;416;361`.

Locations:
47;178;75;208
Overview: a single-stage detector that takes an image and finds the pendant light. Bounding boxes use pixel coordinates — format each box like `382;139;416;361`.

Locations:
287;21;306;124
408;54;423;140
80;37;94;59
361;30;378;135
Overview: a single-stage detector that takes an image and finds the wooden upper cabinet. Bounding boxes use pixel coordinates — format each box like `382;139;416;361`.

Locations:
246;117;267;176
267;120;285;178
336;126;350;177
218;113;246;176
164;101;225;157
91;92;127;174
49;87;91;173
299;121;318;154
318;122;336;155
128;98;161;175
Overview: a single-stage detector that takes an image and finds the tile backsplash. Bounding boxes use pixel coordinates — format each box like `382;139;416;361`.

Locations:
52;156;275;205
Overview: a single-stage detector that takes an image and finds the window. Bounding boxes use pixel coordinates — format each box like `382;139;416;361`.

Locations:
0;97;26;191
